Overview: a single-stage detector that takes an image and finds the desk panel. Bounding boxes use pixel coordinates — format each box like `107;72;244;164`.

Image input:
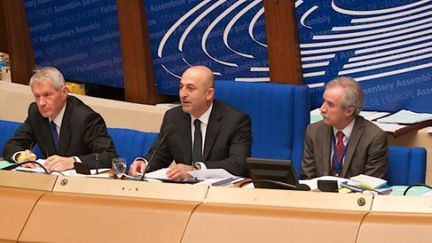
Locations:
0;187;45;242
52;176;208;202
0;170;57;191
19;192;199;243
183;187;372;243
358;195;432;243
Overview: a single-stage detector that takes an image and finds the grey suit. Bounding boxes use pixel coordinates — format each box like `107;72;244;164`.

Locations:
301;116;387;179
3;96;117;168
146;100;252;177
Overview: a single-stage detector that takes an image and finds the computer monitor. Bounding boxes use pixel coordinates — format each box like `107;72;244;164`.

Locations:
247;157;309;191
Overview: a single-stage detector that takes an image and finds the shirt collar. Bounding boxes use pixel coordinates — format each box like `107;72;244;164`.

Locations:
50;102;66;127
333;117;355;139
191;102;213;125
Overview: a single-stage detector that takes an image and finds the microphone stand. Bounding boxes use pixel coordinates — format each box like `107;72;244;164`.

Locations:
140;125;174;181
95;153;99;175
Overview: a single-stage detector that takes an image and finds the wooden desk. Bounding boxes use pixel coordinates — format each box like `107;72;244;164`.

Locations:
358;195;432;243
183;187;372;243
20;177;208;243
0;170;430;243
0;187;46;242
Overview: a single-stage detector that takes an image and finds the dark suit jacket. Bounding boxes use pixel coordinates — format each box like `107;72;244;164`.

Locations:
3;96;117;168
301;116;387;179
146;100;252;177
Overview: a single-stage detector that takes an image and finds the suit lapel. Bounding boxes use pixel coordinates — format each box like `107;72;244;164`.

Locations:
203;103;221;160
321;125;332;175
179;112;193;163
58;98;72;154
341;117;363;177
42;119;57;156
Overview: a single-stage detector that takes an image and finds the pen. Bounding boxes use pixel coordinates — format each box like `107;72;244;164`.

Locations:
211;177;238;186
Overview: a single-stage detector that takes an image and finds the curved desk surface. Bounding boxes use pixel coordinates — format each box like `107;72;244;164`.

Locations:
0;171;431;243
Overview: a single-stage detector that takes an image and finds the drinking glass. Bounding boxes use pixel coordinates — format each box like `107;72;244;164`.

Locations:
112;158;127;179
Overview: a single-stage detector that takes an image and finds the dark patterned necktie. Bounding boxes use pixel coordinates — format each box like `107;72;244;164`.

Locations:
192;119;202;162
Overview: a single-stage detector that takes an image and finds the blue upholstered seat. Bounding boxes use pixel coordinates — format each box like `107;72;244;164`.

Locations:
215;81;310;176
386;146;427;186
1;120;158;168
107;128;158;167
0;120;22;157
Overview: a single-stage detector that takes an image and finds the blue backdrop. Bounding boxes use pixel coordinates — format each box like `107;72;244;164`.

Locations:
24;0;124;88
23;0;431;112
146;0;432;112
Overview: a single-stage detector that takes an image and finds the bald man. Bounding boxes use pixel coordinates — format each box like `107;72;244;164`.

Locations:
129;66;252;180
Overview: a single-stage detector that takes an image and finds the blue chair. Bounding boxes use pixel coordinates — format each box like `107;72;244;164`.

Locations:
386;146;427;186
215;81;310;177
0;120;22;158
107;128;158;167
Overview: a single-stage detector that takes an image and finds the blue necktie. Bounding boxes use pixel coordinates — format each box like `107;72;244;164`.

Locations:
50;121;59;152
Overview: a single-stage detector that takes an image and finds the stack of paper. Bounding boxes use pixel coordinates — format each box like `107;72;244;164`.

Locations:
359;111;390;121
349;174;387;189
377;109;432;124
373;122;406;133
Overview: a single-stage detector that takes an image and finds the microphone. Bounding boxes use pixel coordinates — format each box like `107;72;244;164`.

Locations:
252;179;311;191
1;161;50;174
141;124;175;181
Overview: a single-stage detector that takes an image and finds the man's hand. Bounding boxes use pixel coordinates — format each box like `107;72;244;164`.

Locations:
128;159;148;176
166;162;194;180
16;150;37;168
44;155;75;172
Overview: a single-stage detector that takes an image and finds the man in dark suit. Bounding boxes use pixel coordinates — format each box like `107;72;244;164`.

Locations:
129;65;252;179
302;77;387;179
3;67;117;171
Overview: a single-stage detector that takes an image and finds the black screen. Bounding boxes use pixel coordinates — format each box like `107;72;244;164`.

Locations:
247;158;299;190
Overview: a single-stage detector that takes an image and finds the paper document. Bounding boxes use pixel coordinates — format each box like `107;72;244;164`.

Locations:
349;174;387;189
377;109;432;124
60;168;111;178
188;168;235;179
0;160;13;169
359;111;390;121
12;159;110;177
145;168;169;180
373;122;406;133
310;108;323;123
13;159;47;173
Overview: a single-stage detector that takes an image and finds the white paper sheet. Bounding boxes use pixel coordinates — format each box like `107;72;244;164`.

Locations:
377;109;432;124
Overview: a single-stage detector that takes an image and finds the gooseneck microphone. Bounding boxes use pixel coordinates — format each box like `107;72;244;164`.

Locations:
140;124;175;181
1;161;50;174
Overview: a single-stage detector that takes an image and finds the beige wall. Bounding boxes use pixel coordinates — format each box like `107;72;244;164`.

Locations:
0;81;166;132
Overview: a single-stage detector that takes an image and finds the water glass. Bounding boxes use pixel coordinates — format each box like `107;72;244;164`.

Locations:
112;158;127;179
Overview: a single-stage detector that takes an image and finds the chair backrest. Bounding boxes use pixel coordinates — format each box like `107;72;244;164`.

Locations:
386;146;427;186
215;81;310;176
107;128;158;167
0;120;22;157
